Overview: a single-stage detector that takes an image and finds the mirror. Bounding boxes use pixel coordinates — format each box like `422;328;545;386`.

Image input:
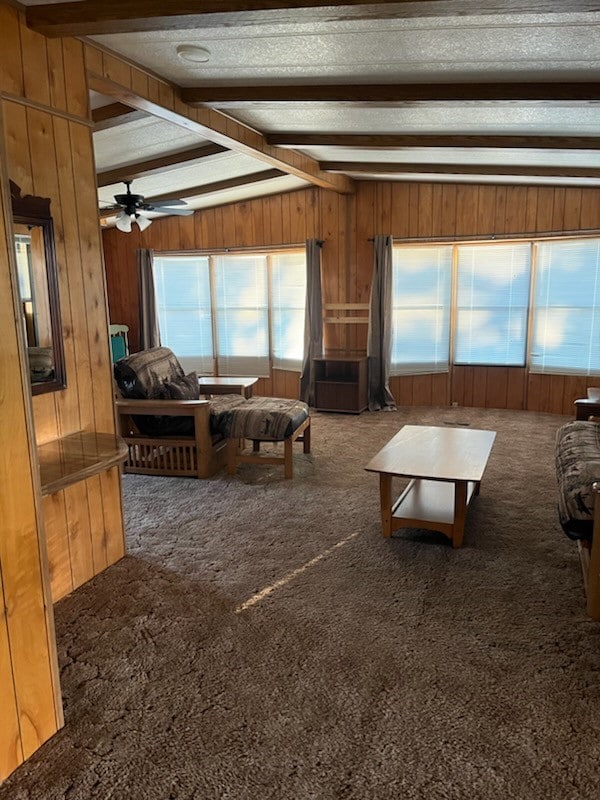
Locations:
11;181;66;395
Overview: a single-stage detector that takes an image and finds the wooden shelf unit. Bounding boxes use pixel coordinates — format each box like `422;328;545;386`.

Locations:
313;352;368;413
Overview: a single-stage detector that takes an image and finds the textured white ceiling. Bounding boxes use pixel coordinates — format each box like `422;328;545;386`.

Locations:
229;104;600;136
78;6;600;215
294;146;600;167
92;12;600;85
94;117;215;171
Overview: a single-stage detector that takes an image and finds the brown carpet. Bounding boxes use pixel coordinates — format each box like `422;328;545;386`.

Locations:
3;407;600;800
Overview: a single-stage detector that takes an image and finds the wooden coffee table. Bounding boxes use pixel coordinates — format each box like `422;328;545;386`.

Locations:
365;425;496;548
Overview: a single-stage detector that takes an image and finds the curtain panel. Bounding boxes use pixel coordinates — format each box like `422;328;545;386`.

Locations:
137;248;160;350
367;235;397;411
300;239;323;405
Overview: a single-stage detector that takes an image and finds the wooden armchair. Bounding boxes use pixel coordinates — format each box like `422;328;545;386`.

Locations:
114;346;244;479
116;397;228;479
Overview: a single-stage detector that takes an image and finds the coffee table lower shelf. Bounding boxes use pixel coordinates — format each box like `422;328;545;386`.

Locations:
385;477;479;548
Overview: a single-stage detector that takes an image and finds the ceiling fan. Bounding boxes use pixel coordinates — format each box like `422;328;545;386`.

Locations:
102;180;194;232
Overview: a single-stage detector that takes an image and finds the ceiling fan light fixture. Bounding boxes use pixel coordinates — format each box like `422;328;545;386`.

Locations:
136;214;153;231
176;44;211;64
115;212;132;233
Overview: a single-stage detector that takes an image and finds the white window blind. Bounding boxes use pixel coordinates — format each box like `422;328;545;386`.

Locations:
213;254;270;377
391;245;452;375
530;239;600;375
153;256;214;375
454;242;532;367
270;251;306;371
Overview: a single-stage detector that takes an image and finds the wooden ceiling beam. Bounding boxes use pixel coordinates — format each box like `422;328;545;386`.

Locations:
86;61;353;193
321;161;600;179
27;1;600;37
183;82;600;106
147;169;286;202
97;143;229;187
267;133;600;151
92;102;147;132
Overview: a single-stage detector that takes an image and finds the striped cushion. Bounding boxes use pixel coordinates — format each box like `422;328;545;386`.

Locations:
217;397;309;441
556;421;600;540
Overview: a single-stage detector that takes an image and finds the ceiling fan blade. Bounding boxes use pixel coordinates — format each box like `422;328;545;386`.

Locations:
155;206;195;216
115;211;132;233
147;198;187;207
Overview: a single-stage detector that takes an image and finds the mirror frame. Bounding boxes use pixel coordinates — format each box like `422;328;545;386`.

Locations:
11;181;66;395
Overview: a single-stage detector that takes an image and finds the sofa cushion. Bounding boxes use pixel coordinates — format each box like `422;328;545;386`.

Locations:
556;420;600;540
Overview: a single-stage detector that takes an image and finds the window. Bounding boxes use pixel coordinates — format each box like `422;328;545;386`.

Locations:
391;245;452;375
530;239;600;375
153;255;214;374
214;254;270;376
455;243;532;367
392;236;599;376
271;251;307;371
153;249;306;376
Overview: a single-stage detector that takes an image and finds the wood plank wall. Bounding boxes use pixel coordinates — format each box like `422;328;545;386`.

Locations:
0;6;125;611
0;111;62;785
0;6;126;780
103;180;600;415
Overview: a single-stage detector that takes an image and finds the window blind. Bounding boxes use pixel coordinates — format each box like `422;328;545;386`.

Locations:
153;256;214;375
391;245;452;375
213;254;270;377
454;242;532;367
530;239;600;375
270;251;306;371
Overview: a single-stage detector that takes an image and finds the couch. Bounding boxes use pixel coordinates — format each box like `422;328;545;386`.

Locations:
114;347;311;479
555;420;600;619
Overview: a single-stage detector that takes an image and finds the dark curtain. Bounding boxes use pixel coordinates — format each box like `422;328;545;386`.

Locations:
300;239;323;405
367;235;397;411
137;248;160;350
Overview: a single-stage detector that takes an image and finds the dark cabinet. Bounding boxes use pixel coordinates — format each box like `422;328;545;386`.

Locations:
313;353;368;413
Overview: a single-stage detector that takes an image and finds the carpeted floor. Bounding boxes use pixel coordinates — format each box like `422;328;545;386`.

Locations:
3;407;600;799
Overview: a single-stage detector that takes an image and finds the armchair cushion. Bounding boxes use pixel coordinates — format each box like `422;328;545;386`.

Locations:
114;346;184;400
162;372;201;401
115;347;194;437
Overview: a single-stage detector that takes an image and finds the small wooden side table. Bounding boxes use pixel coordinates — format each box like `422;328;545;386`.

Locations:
198;376;258;398
574;399;600;420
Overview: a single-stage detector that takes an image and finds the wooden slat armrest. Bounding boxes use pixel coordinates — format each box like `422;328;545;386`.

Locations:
115;398;211;417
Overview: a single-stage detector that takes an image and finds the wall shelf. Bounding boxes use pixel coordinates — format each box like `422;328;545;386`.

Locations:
38;431;128;496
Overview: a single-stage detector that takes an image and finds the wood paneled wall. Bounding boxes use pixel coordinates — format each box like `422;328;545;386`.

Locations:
104;180;600;415
0;5;125;781
0;110;62;784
